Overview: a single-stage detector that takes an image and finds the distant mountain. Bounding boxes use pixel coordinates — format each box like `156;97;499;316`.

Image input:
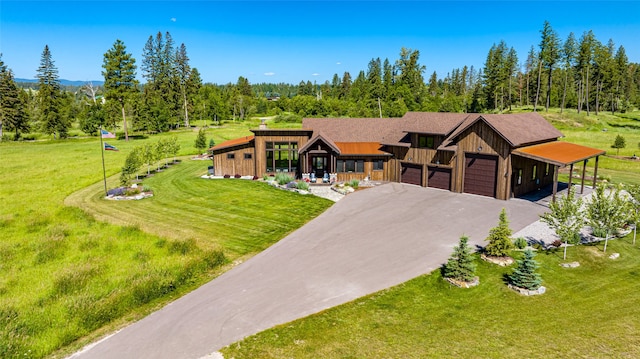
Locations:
15;78;104;86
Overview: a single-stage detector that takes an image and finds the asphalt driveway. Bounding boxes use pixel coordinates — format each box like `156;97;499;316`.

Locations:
71;183;547;359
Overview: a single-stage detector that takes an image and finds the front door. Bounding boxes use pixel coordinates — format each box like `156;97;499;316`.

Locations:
312;156;328;177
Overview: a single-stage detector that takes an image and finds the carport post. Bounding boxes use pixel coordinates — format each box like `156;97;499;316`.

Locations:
593;156;600;189
567;163;574;197
552;165;559;202
580;159;587;194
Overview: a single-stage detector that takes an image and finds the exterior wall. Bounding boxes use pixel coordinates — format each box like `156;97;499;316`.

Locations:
335;157;387;182
511;155;555;197
213;143;255;176
253;131;311;177
384;134;454;187
452;121;512;200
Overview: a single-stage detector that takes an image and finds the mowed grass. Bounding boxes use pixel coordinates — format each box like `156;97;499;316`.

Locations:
222;239;640;358
0;124;332;358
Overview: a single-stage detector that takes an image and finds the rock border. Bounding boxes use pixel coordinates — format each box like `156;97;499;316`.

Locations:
445;276;480;288
508;284;546;296
559;261;580;268
481;254;514;266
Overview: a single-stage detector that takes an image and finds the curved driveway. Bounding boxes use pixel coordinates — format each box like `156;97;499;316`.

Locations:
71;183;546;359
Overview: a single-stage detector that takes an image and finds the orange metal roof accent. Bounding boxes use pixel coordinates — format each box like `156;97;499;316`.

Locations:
513;141;606;166
210;135;254;151
334;142;388;155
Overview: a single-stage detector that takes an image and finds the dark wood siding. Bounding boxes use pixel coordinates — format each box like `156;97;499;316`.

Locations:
511;155;555;197
401;163;423;186
464;153;498;197
452;121;512;199
427;166;451;190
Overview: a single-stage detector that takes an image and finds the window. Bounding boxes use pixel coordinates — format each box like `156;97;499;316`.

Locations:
373;159;384;171
531;164;537;181
515;169;523;186
545;163;550;177
265;141;298;172
227;153;235;159
244;153;252;159
418;135;435;149
336;159;364;173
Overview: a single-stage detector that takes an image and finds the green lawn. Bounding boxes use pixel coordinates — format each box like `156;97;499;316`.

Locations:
0;124;331;358
222;239;640;358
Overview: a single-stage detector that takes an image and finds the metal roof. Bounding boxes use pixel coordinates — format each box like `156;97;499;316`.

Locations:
334;142;389;155
512;141;606;167
210;135;254;152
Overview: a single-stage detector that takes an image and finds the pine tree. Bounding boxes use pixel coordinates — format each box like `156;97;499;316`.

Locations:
36;45;67;139
538;21;561;111
195;127;207;153
484;208;514;257
0;55;29;140
175;43;192;127
102;39;138;141
508;249;542;290
443;235;477;283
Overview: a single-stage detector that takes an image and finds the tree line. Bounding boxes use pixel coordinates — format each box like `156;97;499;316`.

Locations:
1;22;640;141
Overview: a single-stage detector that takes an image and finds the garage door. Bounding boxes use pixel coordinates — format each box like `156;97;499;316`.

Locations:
464;154;498;197
401;163;422;186
427;166;451;190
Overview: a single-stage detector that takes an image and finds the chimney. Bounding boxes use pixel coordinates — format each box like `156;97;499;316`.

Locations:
259;118;267;130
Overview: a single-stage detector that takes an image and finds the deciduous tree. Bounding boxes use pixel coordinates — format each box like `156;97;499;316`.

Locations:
540;191;584;260
586;184;632;252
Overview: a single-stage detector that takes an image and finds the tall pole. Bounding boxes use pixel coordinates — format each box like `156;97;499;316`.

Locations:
99;125;107;197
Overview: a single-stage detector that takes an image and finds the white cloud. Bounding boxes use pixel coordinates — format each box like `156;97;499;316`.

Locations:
312;73;320;76
336;62;341;65
264;72;275;76
170;18;177;22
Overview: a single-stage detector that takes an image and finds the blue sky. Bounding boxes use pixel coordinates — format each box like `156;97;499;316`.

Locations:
1;1;639;85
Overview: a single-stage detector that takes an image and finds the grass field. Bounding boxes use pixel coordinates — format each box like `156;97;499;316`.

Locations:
1;110;639;358
221;239;640;358
0;123;332;358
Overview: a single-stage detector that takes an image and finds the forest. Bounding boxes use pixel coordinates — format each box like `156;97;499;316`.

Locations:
1;21;639;141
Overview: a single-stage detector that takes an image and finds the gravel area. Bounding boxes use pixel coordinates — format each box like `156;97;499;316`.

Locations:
308;185;345;202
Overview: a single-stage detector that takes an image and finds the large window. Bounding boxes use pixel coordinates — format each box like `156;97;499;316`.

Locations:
336;159;364;173
266;141;298;172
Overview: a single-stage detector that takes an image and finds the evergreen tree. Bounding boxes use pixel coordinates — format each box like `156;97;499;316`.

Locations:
175;43;192;127
508;249;542;290
102;39;138;141
395;47;426;110
540;191;584;260
611;135;626;155
195;127;207;153
484;208;514;257
538;21;561;111
0;55;29;140
36;45;67;139
443;235;477;283
560;32;578;113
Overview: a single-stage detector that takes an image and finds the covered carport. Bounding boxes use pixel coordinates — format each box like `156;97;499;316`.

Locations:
512;141;606;201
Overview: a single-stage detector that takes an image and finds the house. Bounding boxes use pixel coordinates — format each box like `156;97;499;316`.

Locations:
210;112;605;200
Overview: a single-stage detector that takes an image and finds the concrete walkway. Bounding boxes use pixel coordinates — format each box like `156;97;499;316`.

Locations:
71;183;547;359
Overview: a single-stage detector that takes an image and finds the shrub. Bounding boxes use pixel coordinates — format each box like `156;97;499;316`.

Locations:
273;113;302;123
551;239;563;248
513;237;527;249
234;174;241;178
296;181;309;191
348;179;360;189
275;173;294;185
263;173;269;181
223;174;230;178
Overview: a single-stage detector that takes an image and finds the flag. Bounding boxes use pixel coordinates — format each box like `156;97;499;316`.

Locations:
101;129;116;138
104;143;119;151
